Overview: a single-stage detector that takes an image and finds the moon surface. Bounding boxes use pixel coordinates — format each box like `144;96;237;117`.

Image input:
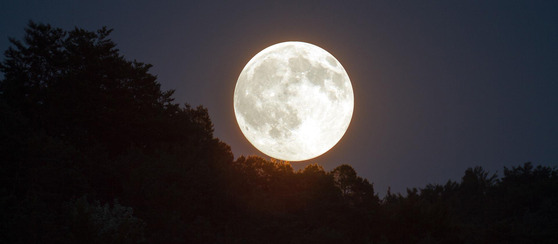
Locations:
234;41;354;161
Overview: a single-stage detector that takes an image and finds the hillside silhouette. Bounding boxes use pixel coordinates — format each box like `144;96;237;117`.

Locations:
1;22;557;244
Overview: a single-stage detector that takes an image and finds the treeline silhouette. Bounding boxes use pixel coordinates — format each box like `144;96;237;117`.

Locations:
1;22;557;244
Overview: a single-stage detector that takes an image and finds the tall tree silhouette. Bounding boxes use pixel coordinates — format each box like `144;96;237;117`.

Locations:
0;21;185;155
0;21;232;243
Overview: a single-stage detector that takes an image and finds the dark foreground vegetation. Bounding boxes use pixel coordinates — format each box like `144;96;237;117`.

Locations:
1;22;557;244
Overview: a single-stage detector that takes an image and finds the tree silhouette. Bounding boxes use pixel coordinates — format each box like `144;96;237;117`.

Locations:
0;21;231;243
331;164;378;206
1;22;557;243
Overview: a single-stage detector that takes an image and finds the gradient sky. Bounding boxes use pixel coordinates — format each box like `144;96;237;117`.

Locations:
2;1;557;195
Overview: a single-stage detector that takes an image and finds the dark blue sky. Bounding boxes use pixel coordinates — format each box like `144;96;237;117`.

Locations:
2;1;557;195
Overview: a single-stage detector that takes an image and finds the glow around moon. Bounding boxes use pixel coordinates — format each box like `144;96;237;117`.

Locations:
234;41;354;161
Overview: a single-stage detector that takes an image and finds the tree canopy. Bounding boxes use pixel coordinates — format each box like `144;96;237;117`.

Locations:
1;22;557;244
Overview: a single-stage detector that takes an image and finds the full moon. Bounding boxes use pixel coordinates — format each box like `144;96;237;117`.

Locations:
234;41;354;161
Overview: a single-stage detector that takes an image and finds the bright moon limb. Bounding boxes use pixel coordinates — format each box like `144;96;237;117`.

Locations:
234;41;354;161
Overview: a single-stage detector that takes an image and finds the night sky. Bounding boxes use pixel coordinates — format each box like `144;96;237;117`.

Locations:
2;1;557;195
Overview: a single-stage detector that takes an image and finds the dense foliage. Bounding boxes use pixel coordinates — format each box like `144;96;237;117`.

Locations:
1;22;557;244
